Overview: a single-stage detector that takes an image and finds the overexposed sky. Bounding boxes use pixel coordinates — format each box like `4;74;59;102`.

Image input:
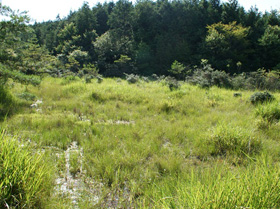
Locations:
235;0;280;12
2;0;280;23
2;0;98;22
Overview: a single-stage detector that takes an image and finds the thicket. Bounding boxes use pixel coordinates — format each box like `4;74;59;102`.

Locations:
31;0;280;77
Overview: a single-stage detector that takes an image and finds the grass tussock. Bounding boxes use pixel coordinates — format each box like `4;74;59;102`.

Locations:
255;101;280;124
206;124;262;157
0;129;54;208
149;156;280;209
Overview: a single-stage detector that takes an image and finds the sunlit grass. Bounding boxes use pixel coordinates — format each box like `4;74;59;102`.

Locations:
2;76;280;208
0;129;54;208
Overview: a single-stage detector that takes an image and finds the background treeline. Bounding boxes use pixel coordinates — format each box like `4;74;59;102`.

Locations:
31;0;280;77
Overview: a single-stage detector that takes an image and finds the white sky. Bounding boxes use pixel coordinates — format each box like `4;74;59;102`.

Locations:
2;0;280;23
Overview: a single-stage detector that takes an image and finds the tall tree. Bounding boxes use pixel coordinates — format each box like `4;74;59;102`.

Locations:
0;4;44;85
221;0;240;23
74;3;97;59
259;25;280;69
93;3;110;36
205;21;250;73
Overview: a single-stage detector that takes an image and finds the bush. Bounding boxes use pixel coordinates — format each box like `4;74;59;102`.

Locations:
206;125;261;157
85;75;94;83
187;61;231;89
0;130;53;208
186;63;280;91
0;86;16;120
232;70;280;91
231;73;247;89
16;91;37;101
96;75;103;83
165;76;180;90
250;91;275;105
168;60;187;80
0;64;41;86
264;71;280;90
125;73;140;84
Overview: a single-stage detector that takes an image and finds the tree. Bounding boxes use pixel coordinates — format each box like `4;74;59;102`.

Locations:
135;42;153;75
55;22;80;64
205;21;250;73
0;4;41;85
108;0;134;38
0;4;29;64
74;2;97;58
259;25;280;69
169;60;188;80
221;0;240;23
93;3;110;36
94;31;135;76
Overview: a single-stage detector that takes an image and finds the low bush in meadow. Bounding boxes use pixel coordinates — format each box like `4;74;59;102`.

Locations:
250;91;275;105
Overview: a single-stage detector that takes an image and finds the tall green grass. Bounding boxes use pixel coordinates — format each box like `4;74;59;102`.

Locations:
0;129;54;208
148;156;280;209
255;101;280;124
1;77;280;208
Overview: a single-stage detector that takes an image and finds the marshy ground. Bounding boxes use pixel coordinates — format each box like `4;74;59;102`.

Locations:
1;76;280;208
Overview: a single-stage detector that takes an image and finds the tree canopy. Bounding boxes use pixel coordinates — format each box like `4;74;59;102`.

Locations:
2;0;280;79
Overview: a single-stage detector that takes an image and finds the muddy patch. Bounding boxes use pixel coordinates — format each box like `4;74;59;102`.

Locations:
55;141;99;208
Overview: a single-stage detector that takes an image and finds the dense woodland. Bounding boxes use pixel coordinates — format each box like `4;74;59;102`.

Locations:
1;0;280;82
32;0;280;76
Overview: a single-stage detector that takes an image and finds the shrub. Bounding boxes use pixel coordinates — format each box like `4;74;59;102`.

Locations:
250;91;275;105
211;70;232;88
151;74;159;81
168;60;187;80
187;63;280;91
0;64;41;86
91;91;105;102
206;125;261;157
16;91;37;101
233;92;242;97
0;86;16;120
264;71;280;90
240;70;280;91
142;76;149;83
231;73;247;89
82;63;99;77
125;73;140;84
96;75;103;83
85;75;94;83
165;76;180;90
187;62;231;89
246;70;266;90
159;100;174;112
0;130;53;208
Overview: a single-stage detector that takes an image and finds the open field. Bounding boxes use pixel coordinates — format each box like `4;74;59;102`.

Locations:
1;77;280;208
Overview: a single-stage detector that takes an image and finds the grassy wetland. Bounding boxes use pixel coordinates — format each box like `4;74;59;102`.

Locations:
2;0;280;208
1;76;280;208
